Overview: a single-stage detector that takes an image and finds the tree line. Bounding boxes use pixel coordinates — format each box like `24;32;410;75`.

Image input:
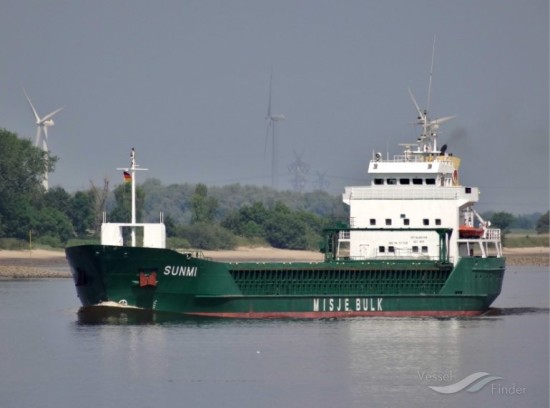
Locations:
0;128;347;250
130;181;344;250
0;128;547;250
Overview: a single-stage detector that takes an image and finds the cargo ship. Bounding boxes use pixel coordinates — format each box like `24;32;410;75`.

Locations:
65;89;505;319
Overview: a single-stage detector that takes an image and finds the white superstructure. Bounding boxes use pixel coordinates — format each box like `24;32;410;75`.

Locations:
341;104;501;265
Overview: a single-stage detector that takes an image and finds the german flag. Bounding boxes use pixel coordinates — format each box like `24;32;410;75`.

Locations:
123;171;132;183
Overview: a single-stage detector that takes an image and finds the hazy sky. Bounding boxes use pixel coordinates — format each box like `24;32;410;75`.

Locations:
0;1;548;214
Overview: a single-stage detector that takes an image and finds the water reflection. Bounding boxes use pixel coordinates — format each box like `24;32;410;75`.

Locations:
76;304;549;327
76;306;254;325
1;268;547;408
485;307;550;316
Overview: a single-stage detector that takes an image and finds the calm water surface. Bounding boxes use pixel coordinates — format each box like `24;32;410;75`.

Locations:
0;266;548;408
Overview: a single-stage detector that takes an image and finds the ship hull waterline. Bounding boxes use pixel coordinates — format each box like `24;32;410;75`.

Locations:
66;245;505;320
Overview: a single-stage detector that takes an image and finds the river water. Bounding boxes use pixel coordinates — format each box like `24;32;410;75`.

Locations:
0;266;548;408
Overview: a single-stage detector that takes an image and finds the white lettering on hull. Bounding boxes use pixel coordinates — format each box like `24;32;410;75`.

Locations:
312;297;383;312
163;265;197;277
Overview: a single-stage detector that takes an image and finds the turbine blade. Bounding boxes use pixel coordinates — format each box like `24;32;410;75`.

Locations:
426;35;436;113
23;88;40;122
41;106;65;123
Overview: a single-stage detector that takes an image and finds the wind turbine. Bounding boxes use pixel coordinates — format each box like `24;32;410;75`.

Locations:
23;89;64;190
264;71;285;189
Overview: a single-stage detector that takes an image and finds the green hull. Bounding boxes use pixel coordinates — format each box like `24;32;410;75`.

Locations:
65;245;505;318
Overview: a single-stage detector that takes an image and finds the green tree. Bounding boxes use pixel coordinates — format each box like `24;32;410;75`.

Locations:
264;213;308;249
0;129;56;239
263;203;324;250
536;211;549;234
4;198;38;239
43;186;71;213
191;183;218;224
490;212;516;245
109;183;145;223
33;207;74;244
33;186;76;243
177;222;237;250
69;190;96;236
0;128;54;194
163;214;178;237
490;212;516;233
222;202;268;238
222;201;327;250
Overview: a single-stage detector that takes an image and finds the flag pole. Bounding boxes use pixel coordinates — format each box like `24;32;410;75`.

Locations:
117;148;147;247
130;148;136;247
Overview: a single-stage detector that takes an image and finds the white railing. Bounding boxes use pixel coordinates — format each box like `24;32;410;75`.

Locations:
484;228;501;240
372;156;456;165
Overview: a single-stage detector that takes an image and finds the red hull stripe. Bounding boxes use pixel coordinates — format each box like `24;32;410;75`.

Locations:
187;310;484;319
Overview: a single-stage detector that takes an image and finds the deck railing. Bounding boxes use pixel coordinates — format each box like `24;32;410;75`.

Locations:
484;228;501;240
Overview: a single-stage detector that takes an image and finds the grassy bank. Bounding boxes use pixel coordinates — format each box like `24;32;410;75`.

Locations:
505;232;549;248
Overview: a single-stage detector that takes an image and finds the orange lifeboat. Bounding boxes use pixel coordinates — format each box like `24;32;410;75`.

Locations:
459;225;484;239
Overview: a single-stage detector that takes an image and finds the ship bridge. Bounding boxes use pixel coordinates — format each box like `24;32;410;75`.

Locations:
368;152;461;188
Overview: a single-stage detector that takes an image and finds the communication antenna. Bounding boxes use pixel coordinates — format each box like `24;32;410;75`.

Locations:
426;35;436;114
407;36;457;153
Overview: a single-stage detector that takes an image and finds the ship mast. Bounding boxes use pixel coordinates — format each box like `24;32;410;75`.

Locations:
407;36;456;155
117;148;148;247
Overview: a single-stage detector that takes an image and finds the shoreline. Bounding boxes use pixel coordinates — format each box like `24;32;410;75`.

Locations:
0;246;547;279
0;249;70;279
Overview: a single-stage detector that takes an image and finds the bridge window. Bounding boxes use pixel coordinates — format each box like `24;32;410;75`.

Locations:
387;178;397;185
388;246;395;253
400;178;410;185
374;178;383;185
435;219;442;226
465;187;472;193
426;178;436;185
412;178;423;185
421;246;428;253
412;246;419;253
385;219;392;226
423;219;430;226
370;218;376;226
378;246;385;253
403;218;410;226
